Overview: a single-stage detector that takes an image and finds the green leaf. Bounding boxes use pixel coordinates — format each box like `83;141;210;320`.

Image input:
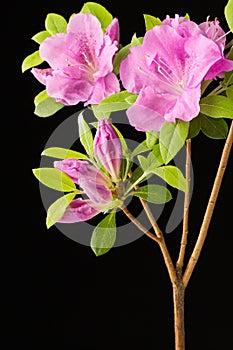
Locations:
143;14;162;31
94;91;136;114
45;13;67;35
200;96;233;119
225;0;233;33
226;85;233;100
78;112;94;158
129;166;145;185
148;144;164;167
46;192;76;228
131;140;149;158
185;13;190;20
146;130;159;149
131;33;143;46
91;213;116;256
200;115;228;139
34;96;64;117
159;120;189;164
137;155;149;171
112;125;128;155
133;184;172;204
150;166;188;192
41;147;88;160
125;94;138;104
113;43;131;75
33;168;76;192
32;30;51;44
80;2;113;31
91;104;110;119
188;115;201;139
21;51;43;72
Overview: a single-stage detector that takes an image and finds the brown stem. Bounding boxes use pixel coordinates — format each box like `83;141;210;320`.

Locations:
176;139;192;275
173;281;185;350
183;121;233;288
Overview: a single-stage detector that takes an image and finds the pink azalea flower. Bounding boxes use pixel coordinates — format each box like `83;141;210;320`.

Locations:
58;198;100;223
120;16;233;131
94;118;122;182
32;13;120;106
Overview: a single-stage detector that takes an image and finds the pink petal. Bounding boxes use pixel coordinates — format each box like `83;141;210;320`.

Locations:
79;179;113;203
31;68;53;85
54;159;89;184
39;33;67;69
105;18;120;44
46;70;94;105
94;36;118;79
86;72;120;105
58;198;100;223
205;57;233;80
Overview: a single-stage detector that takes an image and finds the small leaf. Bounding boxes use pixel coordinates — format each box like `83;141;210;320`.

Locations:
129;166;145;185
125;94;138;104
225;0;233;33
33;168;76;192
200;96;233;119
159;120;189;164
22;51;43;72
188;115;201;139
46;192;76;228
91;213;116;256
41;147;88;160
78;112;94;158
45;13;67;35
137;155;149;171
34;90;49;107
91;104;110;119
131;33;143;46
146;130;159;149
226;85;233;100
151;166;188;192
32;30;51;44
34;96;64;117
143;14;162;31
80;2;113;32
94;91;135;114
200;115;228;139
113;43;131;75
112;125;128;155
147;144;163;168
133;184;172;204
131;140;149;158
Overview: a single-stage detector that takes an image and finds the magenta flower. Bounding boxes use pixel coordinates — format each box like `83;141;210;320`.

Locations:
32;13;120;106
58;198;100;223
94;119;122;182
120;16;233;131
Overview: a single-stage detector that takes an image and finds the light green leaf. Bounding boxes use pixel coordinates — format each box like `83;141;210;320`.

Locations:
91;104;110;119
225;0;233;33
94;91;135;114
188;115;201;139
45;13;67;35
137;155;149;171
131;140;149;158
129;166;146;185
34;96;64;117
200;115;228;139
159;120;189;164
91;213;116;256
32;30;51;44
41;147;88;160
131;33;143;46
113;43;131;75
80;2;113;31
33;168;76;192
143;14;162;31
78;112;94;158
46;192;76;228
146;130;159;149
112;125;128;155
133;184;172;204
226;85;233;100
185;13;190;20
125;94;138;104
147;144;163;168
21;51;43;72
151;166;188;192
200;96;233;119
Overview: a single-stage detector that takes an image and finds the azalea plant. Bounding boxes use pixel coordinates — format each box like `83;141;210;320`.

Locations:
22;1;233;349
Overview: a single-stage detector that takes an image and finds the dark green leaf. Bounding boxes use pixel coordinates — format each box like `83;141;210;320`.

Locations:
226;85;233;100
91;213;116;256
32;30;51;44
22;51;43;72
143;14;162;31
41;147;88;160
80;2;113;31
133;184;172;204
151;166;188;192
200;116;228;139
78;112;94;158
46;192;76;228
200;95;233;119
45;13;67;34
159;120;189;164
33;168;76;192
188;115;201;139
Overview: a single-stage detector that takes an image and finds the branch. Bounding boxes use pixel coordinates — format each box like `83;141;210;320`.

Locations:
176;139;192;275
183;121;233;288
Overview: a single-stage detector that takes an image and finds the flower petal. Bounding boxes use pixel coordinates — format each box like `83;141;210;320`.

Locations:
31;68;53;85
58;198;100;223
39;33;67;69
94;36;118;79
79;179;113;203
205;57;233;80
105;18;120;44
54;159;89;184
86;72;120;105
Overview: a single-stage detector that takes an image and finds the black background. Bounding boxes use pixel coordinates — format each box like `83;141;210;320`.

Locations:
7;0;233;349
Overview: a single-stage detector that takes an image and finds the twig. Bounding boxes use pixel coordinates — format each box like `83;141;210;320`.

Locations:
183;121;233;288
176;139;191;275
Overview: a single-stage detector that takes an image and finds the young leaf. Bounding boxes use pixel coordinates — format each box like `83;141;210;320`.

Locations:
41;147;88;160
159;120;189;164
137;155;149;171
188;115;201;139
34;96;64;117
32;30;51;44
112;125;128;155
46;192;76;229
128;166;145;185
113;43;131;75
150;166;188;192
131;33;143;46
91;213;116;256
78;112;94;158
80;2;113;31
225;0;233;33
91;104;110;119
146;130;159;149
131;140;149;158
143;14;162;31
200;96;233;119
200;116;228;139
226;85;233;100
148;144;164;167
94;91;135;114
133;184;172;204
45;13;67;35
33;168;76;192
21;51;43;72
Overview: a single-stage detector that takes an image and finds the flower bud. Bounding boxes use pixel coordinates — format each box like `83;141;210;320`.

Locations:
94;119;122;182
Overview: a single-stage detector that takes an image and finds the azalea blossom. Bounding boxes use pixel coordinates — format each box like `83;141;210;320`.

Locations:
120;16;233;131
32;13;120;106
